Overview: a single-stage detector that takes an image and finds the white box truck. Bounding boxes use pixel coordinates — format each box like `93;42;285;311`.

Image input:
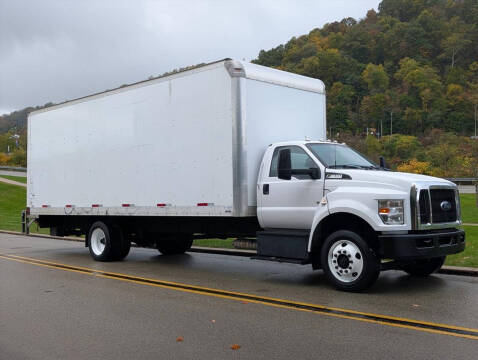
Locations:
26;59;465;291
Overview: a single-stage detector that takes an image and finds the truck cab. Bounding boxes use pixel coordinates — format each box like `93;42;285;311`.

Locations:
256;140;465;291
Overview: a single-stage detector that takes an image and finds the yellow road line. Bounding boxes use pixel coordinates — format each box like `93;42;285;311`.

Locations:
1;253;477;340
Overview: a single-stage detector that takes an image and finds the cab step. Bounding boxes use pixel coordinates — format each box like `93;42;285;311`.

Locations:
256;229;310;264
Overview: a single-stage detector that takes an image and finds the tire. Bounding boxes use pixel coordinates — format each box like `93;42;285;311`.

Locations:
320;230;380;292
117;236;131;260
401;257;445;277
156;233;193;255
113;226;131;261
50;226;64;236
87;221;123;261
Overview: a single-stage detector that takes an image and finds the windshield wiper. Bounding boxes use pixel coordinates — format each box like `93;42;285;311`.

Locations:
328;164;363;169
357;165;380;170
328;164;379;170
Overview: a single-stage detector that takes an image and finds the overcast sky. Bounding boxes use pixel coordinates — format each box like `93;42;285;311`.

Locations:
0;0;379;116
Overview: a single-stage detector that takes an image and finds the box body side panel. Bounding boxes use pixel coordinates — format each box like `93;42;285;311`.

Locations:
28;66;233;212
244;79;326;206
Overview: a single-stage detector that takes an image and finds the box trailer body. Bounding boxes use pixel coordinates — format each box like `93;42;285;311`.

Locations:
28;60;325;218
26;59;465;292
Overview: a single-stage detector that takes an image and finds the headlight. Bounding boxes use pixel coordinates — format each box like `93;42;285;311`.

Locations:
378;200;404;225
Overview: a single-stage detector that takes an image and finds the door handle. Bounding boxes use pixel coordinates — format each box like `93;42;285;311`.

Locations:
263;184;269;195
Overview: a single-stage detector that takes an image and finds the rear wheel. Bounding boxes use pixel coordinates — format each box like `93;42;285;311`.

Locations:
401;257;445;276
113;226;130;261
117;236;131;260
321;230;380;292
156;233;193;255
88;222;115;261
88;221;129;261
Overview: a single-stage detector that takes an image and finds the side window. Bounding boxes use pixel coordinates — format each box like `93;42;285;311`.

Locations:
269;146;318;179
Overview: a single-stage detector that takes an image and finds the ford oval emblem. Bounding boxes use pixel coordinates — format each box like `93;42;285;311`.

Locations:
440;201;452;211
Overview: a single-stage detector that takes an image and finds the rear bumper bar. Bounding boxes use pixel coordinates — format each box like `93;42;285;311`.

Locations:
379;229;465;260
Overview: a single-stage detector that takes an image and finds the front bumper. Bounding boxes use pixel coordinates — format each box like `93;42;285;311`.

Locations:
379;229;465;260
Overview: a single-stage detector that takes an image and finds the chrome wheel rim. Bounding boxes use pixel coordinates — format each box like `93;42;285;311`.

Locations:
90;228;106;255
328;240;364;283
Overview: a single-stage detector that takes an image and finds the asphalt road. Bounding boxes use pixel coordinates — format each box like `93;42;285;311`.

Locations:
0;170;26;177
1;233;477;359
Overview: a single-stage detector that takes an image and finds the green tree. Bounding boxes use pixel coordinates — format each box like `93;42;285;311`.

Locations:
327;82;356;132
253;45;285;67
440;17;472;68
361;63;389;94
466;81;478;136
7;149;26;167
360;93;387;132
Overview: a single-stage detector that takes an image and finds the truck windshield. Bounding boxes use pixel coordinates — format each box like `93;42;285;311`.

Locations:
306;143;378;169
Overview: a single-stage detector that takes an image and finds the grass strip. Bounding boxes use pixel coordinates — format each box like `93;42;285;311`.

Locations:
0;175;27;184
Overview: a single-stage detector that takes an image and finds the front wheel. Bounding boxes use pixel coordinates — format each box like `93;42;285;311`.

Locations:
401;257;445;276
321;230;380;292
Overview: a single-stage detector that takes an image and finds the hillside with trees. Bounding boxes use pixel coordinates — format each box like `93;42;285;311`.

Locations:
0;0;477;175
254;0;477;137
252;0;478;177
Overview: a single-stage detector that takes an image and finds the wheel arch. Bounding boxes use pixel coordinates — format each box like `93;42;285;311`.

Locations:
309;212;378;269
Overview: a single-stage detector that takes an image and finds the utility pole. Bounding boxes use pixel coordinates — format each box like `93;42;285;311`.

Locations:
474;104;477;138
390;110;393;137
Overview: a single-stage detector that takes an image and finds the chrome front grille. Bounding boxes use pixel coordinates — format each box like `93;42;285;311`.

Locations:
411;184;461;230
418;189;430;224
429;189;457;223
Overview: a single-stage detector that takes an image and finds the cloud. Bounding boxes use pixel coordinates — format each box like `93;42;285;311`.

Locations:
0;0;379;113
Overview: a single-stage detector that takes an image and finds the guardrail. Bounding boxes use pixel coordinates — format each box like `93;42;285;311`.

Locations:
0;166;27;172
445;178;477;185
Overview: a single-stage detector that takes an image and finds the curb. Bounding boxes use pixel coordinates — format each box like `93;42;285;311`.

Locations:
189;246;254;257
1;230;476;276
439;266;478;277
0;229;84;242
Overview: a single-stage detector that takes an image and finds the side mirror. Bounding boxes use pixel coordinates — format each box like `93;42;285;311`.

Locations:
278;149;292;180
307;167;320;180
278;148;321;180
290;167;320;179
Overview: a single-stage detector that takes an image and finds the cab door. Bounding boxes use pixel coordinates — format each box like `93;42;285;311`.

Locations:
257;145;324;229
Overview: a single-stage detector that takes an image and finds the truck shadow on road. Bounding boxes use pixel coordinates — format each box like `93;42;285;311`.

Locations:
267;270;448;295
139;251;450;295
37;247;452;297
367;273;447;294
